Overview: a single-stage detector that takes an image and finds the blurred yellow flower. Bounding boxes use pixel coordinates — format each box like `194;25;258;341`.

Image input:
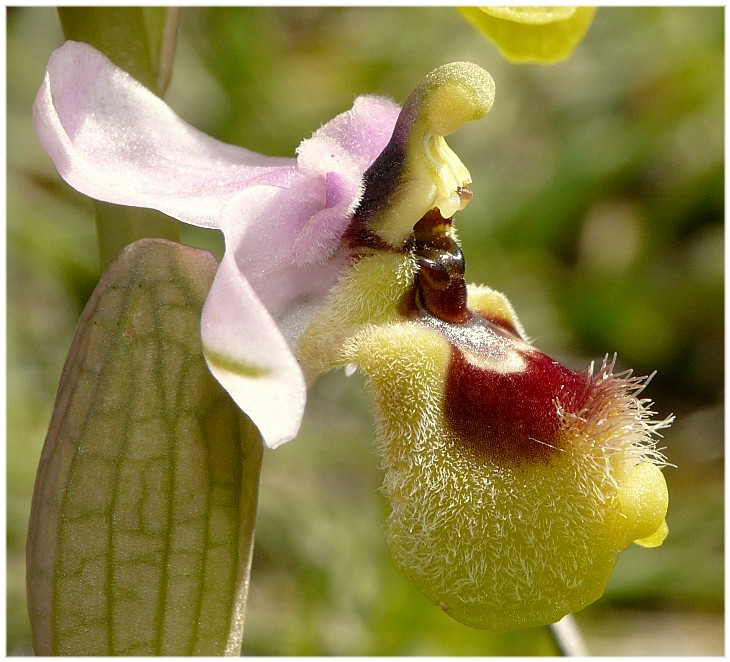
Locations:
459;6;597;64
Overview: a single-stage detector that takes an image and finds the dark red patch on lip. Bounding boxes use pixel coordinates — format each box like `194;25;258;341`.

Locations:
444;344;589;464
399;205;590;464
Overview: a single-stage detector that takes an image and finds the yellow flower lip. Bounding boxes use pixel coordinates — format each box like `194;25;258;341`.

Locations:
299;194;674;629
299;58;673;633
346;62;495;249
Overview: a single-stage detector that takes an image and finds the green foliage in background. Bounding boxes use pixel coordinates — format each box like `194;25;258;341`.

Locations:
8;6;723;655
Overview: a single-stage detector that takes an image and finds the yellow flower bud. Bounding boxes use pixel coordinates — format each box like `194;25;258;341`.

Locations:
459;7;597;64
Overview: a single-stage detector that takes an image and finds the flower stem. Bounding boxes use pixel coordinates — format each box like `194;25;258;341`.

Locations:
157;7;181;95
548;614;588;656
57;7;182;268
94;203;181;270
58;7;162;92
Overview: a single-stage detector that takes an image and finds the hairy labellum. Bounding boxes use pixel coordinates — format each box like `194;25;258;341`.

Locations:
297;61;671;631
300;203;671;629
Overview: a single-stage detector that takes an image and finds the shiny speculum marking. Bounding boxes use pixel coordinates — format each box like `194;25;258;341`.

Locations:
409;207;589;464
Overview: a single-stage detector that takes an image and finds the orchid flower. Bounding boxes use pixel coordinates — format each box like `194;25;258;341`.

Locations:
298;63;672;630
33;39;400;449
35;42;671;633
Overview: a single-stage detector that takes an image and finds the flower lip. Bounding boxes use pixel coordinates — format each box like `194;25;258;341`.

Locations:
446;341;589;464
458;7;597;65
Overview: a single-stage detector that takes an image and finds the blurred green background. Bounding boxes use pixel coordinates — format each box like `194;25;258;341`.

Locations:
7;6;723;656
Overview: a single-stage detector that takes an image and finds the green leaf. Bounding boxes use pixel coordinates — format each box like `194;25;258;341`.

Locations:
458;7;596;64
26;239;262;655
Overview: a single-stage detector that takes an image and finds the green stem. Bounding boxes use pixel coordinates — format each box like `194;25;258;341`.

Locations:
58;7;163;92
548;614;588;656
94;204;181;271
57;7;182;268
157;7;181;95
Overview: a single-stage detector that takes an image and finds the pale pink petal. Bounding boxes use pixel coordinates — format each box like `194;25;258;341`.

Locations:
292;96;401;263
33;42;404;450
216;97;400;346
219;182;349;347
292;138;361;264
312;95;402;172
201;251;306;449
33;40;294;229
